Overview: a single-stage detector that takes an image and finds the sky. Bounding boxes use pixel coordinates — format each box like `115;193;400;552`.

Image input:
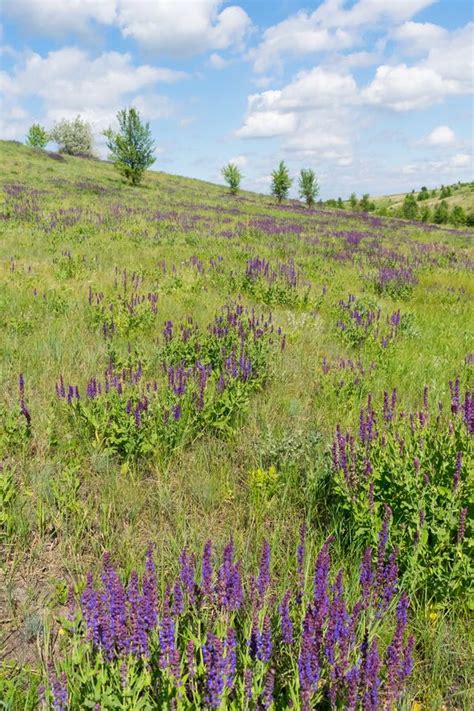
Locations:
0;0;473;199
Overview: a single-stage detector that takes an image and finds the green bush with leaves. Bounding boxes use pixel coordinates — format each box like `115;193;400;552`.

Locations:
25;123;49;149
271;161;292;204
221;163;242;195
104;107;155;186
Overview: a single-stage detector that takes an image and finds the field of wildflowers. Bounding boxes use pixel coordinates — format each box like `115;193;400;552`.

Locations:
0;141;472;709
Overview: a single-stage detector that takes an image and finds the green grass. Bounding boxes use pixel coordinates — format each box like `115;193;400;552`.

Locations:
0;140;473;709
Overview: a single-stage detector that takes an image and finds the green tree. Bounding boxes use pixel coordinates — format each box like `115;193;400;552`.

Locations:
420;205;431;223
349;192;357;209
433;200;449;224
221;163;242;195
337;197;344;209
298;168;319;207
359;194;371;212
402;193;419;220
25;123;49;149
104;108;155;186
271;161;292;203
50;116;94;157
450;205;466;226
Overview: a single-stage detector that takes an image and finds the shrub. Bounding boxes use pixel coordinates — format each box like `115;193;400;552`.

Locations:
271;161;292;204
466;211;474;227
349;193;357;209
45;529;415;709
25;123;49;149
330;382;473;599
298;168;319;207
50;116;95;157
104;107;155;185
221;163;242;195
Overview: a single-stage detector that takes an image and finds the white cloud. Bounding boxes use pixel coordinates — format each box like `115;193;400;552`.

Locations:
402;152;473;176
313;0;436;29
2;0;252;57
425;125;456;146
2;0;117;35
362;64;461;111
249;0;435;72
209;53;229;69
391;21;447;53
0;47;185;142
118;0;251;55
236;110;298;138
450;153;471;168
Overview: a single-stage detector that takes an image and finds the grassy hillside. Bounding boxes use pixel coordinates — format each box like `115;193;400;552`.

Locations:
0;141;473;709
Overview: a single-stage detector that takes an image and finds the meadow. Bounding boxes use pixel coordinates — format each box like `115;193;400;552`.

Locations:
0;140;472;709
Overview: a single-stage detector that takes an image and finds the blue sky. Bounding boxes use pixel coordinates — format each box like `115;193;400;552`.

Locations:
1;1;473;198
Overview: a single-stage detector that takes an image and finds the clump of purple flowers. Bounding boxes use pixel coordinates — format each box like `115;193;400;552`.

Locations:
331;381;473;597
50;527;414;708
374;267;418;298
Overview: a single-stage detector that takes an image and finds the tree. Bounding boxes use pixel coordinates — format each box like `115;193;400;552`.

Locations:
221;163;242;195
104;108;155;186
450;205;466;226
402;193;419;220
271;161;292;203
420;205;431;223
337;197;345;209
26;123;49;149
50;116;94;157
359;194;371;212
349;192;358;209
433;200;449;224
298;168;319;207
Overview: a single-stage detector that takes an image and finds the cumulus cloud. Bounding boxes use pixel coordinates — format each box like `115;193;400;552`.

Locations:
424;125;456;146
391;21;447;53
228;155;247;168
249;0;436;72
2;0;252;57
362;64;461;111
0;47;185;141
236;66;355;169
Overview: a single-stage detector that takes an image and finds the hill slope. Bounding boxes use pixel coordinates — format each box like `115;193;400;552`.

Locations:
0;140;473;709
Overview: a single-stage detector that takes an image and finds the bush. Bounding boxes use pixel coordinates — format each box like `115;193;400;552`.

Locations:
271;161;292;204
25;123;49;149
298;168;319;207
104;107;155;186
466;212;474;227
50;116;95;157
221;163;242;195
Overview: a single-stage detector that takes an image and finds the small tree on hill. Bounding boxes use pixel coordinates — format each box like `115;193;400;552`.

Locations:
433;200;449;224
104;108;155;186
359;194;371;212
50;116;95;157
298;168;319;207
349;192;357;209
402;193;419;220
26;123;49;149
271;161;292;203
450;205;466;226
221;163;242;195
